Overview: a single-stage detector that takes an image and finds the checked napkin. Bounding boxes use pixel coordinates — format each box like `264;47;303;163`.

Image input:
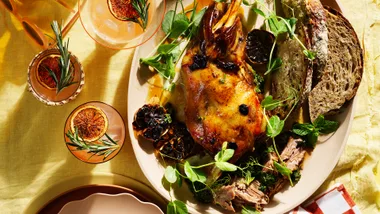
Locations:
290;184;361;214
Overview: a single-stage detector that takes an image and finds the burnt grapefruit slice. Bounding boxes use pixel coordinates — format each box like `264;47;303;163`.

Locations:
37;56;61;90
70;106;109;142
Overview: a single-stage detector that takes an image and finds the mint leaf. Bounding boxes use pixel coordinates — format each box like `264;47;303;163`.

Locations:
307;130;319;148
292;116;338;148
167;200;188;214
215;162;238;172
266;115;284;138
291;128;310;136
291;123;315;136
184;161;207;183
313;115;339;134
319;120;339;134
164;165;177;183
261;95;281;111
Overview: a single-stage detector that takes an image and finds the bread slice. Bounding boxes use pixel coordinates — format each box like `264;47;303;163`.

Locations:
271;28;313;119
308;7;363;121
271;0;327;120
281;0;328;84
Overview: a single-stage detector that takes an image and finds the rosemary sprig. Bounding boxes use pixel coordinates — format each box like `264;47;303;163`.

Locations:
48;21;77;94
66;127;119;161
129;0;150;30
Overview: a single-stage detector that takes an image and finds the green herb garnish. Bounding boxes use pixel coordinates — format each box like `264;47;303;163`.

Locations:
140;0;206;92
47;21;77;94
292;115;339;148
167;200;188;214
129;0;150;30
248;1;315;75
66;127;119;161
291;169;301;185
252;69;264;93
242;205;261;214
164;113;173;123
273;161;293;186
163;141;239;212
261;87;300;186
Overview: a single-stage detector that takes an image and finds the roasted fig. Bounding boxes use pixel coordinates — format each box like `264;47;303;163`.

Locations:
132;104;170;142
133;104;195;160
245;29;275;64
154;122;195;160
107;0;139;21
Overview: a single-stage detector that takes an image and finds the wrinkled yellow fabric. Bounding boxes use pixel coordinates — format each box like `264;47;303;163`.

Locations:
0;4;148;214
0;0;379;214
316;1;380;213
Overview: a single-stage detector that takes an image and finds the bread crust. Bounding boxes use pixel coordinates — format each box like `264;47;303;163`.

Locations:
324;6;363;99
307;0;328;85
308;6;363;121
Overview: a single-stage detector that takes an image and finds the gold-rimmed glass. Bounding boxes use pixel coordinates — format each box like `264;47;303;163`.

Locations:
27;48;85;106
78;0;166;50
63;101;126;164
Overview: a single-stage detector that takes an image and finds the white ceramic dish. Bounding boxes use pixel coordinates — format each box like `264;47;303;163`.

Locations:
58;193;163;214
24;172;166;214
127;1;354;213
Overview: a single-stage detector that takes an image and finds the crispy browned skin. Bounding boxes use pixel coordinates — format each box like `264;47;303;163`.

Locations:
181;1;265;162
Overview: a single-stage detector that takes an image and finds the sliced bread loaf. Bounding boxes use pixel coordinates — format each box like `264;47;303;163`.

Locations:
281;0;328;84
271;28;313;119
308;7;363;122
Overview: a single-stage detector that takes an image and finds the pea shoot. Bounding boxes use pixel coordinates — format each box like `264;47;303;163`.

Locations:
140;0;206;91
244;0;315;75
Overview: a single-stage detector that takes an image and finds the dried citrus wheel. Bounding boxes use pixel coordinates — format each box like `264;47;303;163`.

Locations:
37;56;61;90
107;0;139;21
70;105;109;142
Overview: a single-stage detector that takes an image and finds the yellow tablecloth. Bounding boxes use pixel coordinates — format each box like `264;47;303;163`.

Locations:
0;0;379;213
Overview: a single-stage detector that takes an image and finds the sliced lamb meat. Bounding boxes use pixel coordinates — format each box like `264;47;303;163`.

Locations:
214;137;306;212
267;178;286;198
267;137;306;197
214;185;236;212
263;151;278;173
233;179;269;205
281;137;306;171
214;178;268;212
